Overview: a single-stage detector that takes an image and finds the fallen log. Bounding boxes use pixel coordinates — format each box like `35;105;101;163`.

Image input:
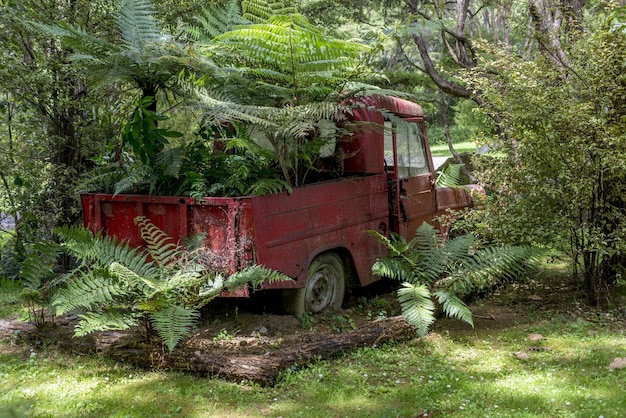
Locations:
1;315;417;386
107;316;416;385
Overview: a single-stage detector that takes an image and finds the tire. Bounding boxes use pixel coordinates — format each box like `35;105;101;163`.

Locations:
283;253;346;318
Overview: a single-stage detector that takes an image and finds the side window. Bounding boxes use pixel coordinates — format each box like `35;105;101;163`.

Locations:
384;121;394;167
389;119;430;178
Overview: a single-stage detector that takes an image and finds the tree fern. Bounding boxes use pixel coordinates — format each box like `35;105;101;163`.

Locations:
117;0;161;48
371;222;545;335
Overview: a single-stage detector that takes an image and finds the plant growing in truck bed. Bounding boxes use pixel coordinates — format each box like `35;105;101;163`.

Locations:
54;217;289;351
370;223;545;336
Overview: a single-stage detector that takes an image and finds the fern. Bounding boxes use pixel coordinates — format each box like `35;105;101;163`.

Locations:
54;269;131;315
135;216;183;266
241;0;298;23
436;163;464;188
55;218;288;351
433;290;474;327
74;310;140;337
225;264;291;289
397;283;435;337
150;305;200;352
0;277;22;303
19;241;59;289
116;0;161;48
371;222;546;335
182;0;246;42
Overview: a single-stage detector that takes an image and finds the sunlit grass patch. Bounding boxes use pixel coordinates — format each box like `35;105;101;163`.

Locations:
430;141;477;157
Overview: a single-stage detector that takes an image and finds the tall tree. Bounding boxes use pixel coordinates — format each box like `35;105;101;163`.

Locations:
0;0;115;250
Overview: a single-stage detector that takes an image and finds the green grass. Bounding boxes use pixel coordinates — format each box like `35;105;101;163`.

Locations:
1;266;625;417
430;141;477;157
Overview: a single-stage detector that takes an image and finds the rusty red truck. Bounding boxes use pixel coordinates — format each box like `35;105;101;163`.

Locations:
81;95;480;316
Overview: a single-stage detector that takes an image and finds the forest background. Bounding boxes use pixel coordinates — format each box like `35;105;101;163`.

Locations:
1;0;626;308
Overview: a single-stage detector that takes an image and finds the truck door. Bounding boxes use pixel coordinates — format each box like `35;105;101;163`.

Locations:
385;118;436;238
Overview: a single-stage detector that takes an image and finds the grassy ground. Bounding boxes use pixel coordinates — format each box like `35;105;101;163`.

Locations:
1;263;625;417
430;141;477;157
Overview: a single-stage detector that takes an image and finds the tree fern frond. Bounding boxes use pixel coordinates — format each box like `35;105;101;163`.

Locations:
74;310;139;337
117;0;161;49
433;289;474;327
242;0;298;23
27;20;121;59
182;0;246;42
246;178;292;195
155;147;183;178
397;282;435;337
150;305;199;351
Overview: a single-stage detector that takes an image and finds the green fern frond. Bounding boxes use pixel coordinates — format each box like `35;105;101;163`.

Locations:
155;147;183;178
19;241;60;289
433;289;474;327
117;0;161;49
226;264;291;289
114;165;150;195
56;226;157;278
183;0;246;42
150;305;199;351
371;258;416;283
242;0;298;23
27;20;121;59
134;216;184;267
397;282;435;337
246;178;292;195
436;163;464;188
109;261;158;296
53;270;131;315
74;310;139;337
78;163;129;194
0;277;22;303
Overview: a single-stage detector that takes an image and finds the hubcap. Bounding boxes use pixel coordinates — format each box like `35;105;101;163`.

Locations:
305;266;336;313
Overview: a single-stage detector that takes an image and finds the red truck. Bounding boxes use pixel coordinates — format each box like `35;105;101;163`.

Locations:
81;95;480;316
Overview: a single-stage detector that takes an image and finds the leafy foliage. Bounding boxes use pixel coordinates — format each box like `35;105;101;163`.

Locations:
370;223;545;336
0;240;61;324
55;216;289;351
469;15;626;305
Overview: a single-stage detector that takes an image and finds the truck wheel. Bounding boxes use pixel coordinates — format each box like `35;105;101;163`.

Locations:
284;253;346;317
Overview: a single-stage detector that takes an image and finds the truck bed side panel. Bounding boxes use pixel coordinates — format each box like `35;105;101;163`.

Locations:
81;194;253;275
250;175;389;288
